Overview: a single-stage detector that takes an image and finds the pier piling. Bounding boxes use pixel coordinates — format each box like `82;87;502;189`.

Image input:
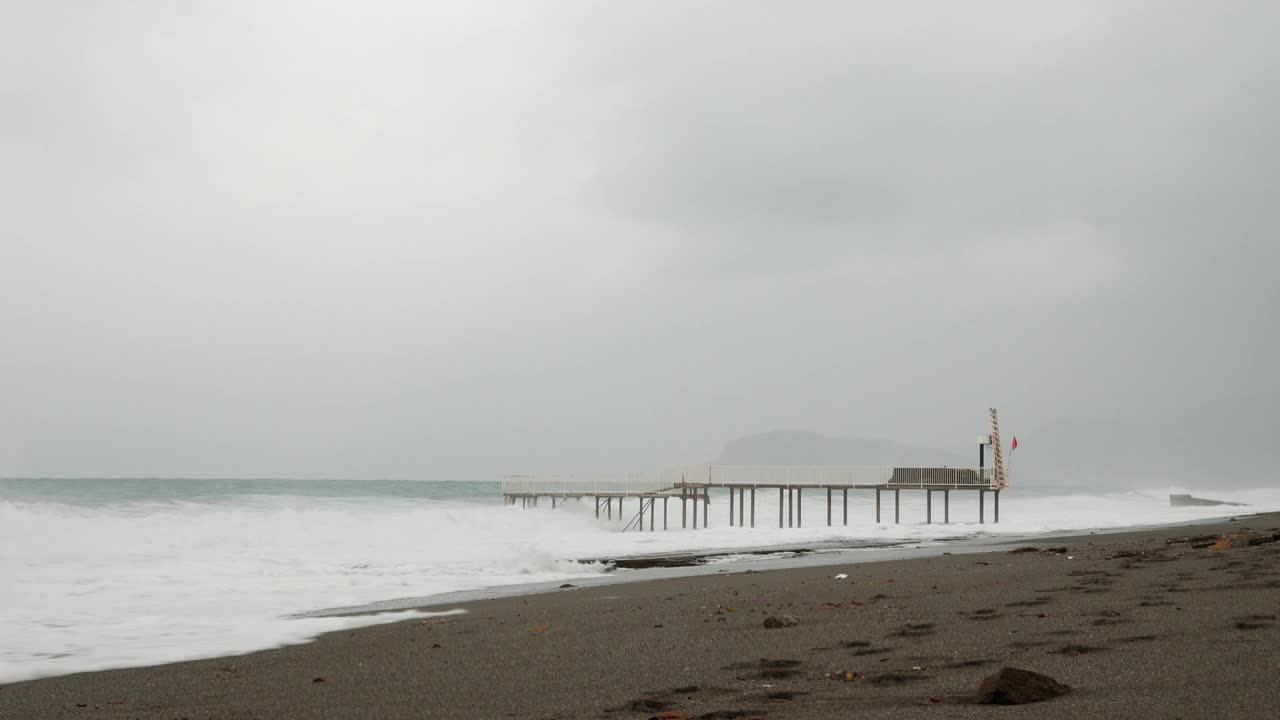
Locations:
502;434;1011;533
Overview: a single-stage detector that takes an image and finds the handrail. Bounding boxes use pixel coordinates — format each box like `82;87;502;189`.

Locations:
503;465;998;495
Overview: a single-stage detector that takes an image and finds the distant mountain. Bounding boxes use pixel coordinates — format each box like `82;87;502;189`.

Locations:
715;429;970;467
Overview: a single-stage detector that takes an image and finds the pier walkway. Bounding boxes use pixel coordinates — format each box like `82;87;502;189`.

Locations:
501;464;1006;531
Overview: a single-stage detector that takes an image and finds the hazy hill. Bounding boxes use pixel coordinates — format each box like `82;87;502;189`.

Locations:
715;429;970;467
712;393;1278;490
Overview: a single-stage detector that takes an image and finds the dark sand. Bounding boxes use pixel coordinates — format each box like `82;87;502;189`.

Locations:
3;515;1279;719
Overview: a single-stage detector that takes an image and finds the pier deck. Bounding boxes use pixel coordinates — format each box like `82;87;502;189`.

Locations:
502;465;1006;530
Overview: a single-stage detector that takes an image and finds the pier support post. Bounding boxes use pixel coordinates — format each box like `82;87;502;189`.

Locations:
927;490;932;524
638;498;644;530
729;487;735;527
894;489;900;524
843;489;848;526
750;488;755;528
979;490;985;524
944;490;950;524
595;497;599;519
739;489;744;528
650;499;655;531
692;492;699;529
875;488;881;523
788;489;793;528
682;489;687;529
827;488;832;527
797;488;802;527
552;497;556;510
779;487;784;528
704;493;709;528
664;497;668;530
994;490;1000;524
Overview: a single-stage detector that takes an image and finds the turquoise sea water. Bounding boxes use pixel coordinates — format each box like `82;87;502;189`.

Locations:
0;477;500;505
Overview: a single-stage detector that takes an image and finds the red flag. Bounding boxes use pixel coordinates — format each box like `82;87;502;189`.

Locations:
1011;436;1018;451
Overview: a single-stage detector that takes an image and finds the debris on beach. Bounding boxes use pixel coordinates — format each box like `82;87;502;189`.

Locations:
827;670;861;682
976;667;1071;704
1211;531;1280;550
834;573;849;579
867;672;930;685
763;614;799;629
1108;548;1153;559
558;583;576;588
1010;546;1068;555
817;600;863;610
1212;533;1251;550
1167;533;1222;545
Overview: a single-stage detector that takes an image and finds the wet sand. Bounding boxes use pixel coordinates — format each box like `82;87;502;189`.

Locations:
3;514;1279;719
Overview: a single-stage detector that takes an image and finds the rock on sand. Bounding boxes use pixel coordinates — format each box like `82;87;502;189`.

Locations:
976;667;1071;705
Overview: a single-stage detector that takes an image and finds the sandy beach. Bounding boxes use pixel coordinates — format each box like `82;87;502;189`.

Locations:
3;514;1278;719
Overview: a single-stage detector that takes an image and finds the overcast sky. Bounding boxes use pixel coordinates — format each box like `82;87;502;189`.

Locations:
2;1;1277;479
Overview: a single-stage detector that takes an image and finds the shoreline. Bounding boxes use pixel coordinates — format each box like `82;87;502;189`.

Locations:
306;509;1264;617
4;512;1278;719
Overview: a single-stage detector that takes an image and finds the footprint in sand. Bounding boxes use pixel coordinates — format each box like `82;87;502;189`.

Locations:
1234;614;1276;631
889;622;936;638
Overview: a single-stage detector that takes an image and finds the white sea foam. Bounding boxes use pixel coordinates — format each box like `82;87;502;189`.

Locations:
2;485;1277;683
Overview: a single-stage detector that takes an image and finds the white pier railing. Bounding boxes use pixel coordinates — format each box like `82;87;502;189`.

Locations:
501;473;673;497
503;465;998;495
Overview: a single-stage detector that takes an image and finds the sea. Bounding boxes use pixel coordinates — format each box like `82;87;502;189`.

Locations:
3;477;1278;684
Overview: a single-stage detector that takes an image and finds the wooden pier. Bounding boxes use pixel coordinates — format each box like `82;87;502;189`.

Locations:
503;465;1007;531
503;411;1012;531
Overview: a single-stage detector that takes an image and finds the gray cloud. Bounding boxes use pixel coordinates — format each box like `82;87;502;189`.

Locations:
1;1;1276;481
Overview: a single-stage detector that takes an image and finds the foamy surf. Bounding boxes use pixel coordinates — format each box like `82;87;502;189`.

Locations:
2;480;1278;683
